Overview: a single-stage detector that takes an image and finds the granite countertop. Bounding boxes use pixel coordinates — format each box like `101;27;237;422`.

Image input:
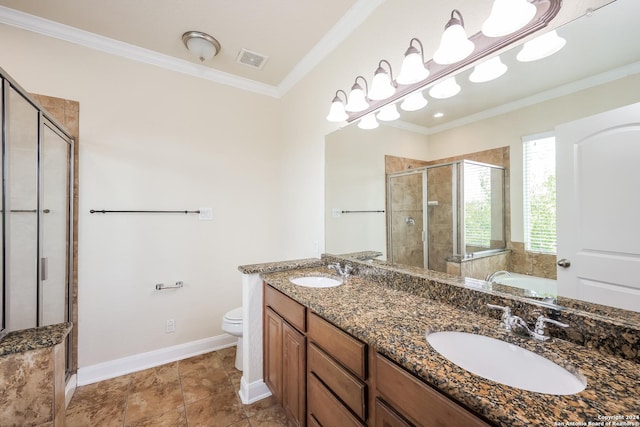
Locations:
0;322;73;357
262;266;640;427
238;258;323;275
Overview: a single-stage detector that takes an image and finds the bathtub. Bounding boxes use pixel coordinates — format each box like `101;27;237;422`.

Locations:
494;272;557;298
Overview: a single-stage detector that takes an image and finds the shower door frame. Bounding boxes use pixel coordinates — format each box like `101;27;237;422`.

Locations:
1;67;75;376
386;168;429;268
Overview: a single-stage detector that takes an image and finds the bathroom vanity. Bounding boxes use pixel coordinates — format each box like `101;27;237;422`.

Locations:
254;256;640;427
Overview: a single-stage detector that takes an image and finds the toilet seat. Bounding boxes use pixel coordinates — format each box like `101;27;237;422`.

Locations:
224;307;243;323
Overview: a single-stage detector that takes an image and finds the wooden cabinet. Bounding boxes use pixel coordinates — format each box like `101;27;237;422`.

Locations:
264;284;307;427
307;312;368;426
263;282;497;427
375;354;494;427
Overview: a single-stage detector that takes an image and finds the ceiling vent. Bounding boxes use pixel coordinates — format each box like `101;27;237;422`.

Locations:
236;48;268;70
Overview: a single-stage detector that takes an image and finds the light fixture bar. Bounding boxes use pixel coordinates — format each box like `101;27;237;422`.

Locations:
342;0;561;124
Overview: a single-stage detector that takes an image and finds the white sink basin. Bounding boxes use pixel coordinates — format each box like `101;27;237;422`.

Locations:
290;276;343;288
426;331;586;395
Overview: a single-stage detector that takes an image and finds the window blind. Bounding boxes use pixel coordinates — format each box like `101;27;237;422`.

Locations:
464;162;491;248
523;135;556;254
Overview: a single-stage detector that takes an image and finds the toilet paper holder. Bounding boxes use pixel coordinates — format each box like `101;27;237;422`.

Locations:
155;281;184;291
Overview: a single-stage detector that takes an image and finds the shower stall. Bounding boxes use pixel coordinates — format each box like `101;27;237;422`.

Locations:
0;66;74;371
387;160;505;272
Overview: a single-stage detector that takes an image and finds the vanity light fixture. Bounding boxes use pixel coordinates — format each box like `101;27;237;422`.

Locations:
326;90;349;122
377;103;400;121
397;38;430;85
516;30;566;62
469;56;508;83
400;91;428;112
345;76;370;112
433;10;475;65
429;77;461;99
358;114;379;130
482;0;537;37
326;0;562;128
369;60;396;101
182;31;221;62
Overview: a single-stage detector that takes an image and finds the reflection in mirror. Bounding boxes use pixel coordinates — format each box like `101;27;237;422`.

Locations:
325;0;640;315
387;160;505;272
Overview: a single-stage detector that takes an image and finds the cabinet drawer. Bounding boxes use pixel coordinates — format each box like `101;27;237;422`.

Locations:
308;343;367;420
375;354;492;427
375;398;411;427
308;373;366;427
307;312;366;380
264;283;306;332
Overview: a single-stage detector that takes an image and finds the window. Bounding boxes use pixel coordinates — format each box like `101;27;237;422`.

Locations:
523;134;556;254
464;162;492;248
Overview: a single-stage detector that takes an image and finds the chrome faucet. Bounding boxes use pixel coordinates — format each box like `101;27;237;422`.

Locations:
328;262;353;278
485;270;511;282
487;304;568;341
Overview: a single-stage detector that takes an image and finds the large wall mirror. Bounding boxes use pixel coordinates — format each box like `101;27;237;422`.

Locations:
325;0;640;314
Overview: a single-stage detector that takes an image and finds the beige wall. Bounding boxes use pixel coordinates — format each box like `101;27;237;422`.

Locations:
0;25;284;367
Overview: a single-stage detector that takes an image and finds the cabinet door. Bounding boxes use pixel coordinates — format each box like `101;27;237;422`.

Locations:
283;321;306;427
264;307;283;401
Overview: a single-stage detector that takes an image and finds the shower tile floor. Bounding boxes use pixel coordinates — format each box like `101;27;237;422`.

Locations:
66;347;288;427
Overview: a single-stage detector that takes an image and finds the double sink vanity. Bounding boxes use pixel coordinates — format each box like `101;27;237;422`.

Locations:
243;253;640;427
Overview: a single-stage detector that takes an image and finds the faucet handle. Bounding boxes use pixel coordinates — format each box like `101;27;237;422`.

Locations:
534;316;569;337
487;303;511;316
487;304;512;330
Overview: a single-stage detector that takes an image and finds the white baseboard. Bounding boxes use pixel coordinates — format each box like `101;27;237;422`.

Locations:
77;334;237;386
239;375;272;404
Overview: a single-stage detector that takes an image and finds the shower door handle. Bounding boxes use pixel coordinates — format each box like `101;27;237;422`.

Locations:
557;258;571;268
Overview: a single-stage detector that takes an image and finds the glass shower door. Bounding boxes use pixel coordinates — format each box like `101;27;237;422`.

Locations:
40;121;72;326
425;164;456;272
388;170;427;268
6;86;39;330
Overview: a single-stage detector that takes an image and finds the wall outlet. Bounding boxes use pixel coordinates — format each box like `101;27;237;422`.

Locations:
166;319;176;333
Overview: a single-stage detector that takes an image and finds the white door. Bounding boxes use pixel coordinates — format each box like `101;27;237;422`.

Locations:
556;102;640;312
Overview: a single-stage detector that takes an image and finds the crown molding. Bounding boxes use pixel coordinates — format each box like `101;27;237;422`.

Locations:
0;5;278;97
276;0;386;97
0;2;386;99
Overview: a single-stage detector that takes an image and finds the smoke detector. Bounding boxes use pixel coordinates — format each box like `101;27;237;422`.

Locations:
236;48;268;70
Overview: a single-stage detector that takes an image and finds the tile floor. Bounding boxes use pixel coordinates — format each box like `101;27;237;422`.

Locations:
66;347;288;427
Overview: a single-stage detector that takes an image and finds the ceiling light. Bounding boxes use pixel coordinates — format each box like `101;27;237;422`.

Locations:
433;10;475;65
482;0;537;37
516;30;566;62
377;103;400;121
400;91;428;112
368;60;396;100
469;56;508;83
326;90;349;122
345;76;369;112
182;31;221;62
397;38;430;85
429;77;461;99
434;112;444;118
358;114;379;130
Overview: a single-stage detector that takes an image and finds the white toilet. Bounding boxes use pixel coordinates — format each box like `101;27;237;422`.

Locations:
222;307;243;371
